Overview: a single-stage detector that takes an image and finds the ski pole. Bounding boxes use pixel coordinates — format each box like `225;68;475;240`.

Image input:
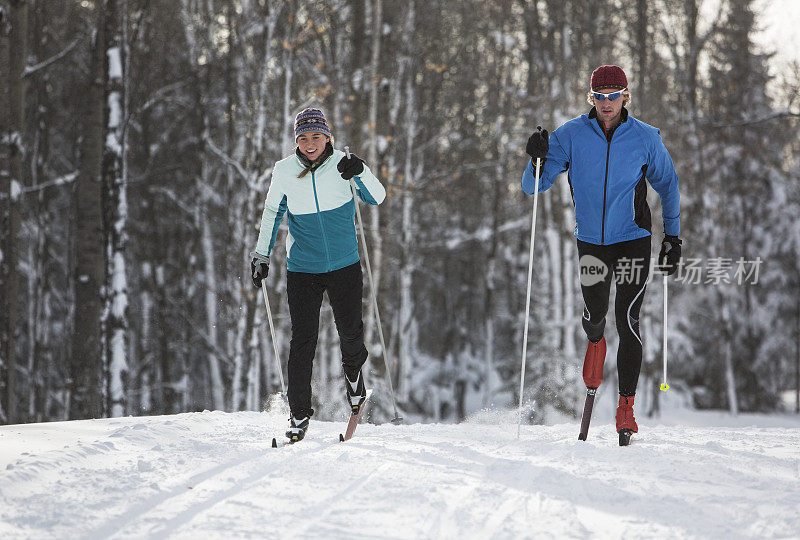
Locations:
345;146;403;424
660;273;670;391
261;284;287;399
517;153;542;438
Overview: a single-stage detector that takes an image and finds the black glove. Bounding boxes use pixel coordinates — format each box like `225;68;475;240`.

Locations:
251;254;270;288
526;125;549;160
337;153;365;180
658;235;682;276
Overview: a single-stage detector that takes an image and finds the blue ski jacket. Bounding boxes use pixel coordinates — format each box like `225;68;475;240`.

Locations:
254;149;386;273
522;108;680;245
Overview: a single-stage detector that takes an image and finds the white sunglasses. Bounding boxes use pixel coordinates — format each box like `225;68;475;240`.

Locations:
592;88;626;101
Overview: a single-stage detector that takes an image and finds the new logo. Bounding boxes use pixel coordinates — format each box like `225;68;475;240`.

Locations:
579;255;608;287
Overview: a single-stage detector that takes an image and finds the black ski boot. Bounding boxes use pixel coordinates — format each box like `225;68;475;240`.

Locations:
285;410;312;443
619;429;634;446
344;368;367;415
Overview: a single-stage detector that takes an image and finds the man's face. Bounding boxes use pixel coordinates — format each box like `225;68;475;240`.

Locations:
297;132;329;161
593;86;625;127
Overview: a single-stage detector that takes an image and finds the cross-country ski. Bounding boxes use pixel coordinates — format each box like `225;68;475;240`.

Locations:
340;388;373;442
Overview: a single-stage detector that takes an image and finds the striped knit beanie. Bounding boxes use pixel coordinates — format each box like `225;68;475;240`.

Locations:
590;65;628;91
294;108;331;141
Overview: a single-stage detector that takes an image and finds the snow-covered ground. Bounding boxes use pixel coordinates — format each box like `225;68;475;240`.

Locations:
2;404;799;539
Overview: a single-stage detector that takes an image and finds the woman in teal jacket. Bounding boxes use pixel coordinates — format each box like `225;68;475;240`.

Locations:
522;65;682;440
251;108;385;442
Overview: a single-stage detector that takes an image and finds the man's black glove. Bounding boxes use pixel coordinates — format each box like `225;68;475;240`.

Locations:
658;235;682;276
250;252;270;288
526;125;549;160
337;153;365;180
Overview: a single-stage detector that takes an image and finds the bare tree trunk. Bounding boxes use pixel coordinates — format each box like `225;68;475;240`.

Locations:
202;208;224;409
722;303;738;415
0;0;28;424
280;44;294;157
228;1;248;412
103;0;128;417
180;0;225;411
484;6;513;407
156;275;172;412
396;3;416;403
26;0;57;423
724;345;738;415
71;0;110;420
139;265;153;413
0;2;7;424
231;1;283;411
796;287;799;414
635;0;648;113
364;0;382;349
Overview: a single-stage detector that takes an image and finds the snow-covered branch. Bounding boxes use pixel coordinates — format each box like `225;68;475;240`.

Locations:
150;186;197;217
134;81;190;115
203;135;255;189
20;172;78;195
23;39;81;78
421;216;531;251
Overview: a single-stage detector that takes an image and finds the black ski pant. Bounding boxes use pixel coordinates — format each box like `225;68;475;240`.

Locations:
286;262;368;418
577;236;651;397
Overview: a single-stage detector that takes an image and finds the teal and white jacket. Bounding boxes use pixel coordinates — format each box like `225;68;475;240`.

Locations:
254;149;386;274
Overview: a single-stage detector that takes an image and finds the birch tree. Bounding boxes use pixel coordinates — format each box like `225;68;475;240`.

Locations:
103;0;128;417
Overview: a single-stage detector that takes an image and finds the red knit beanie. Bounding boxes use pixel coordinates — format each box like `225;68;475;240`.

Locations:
590;65;628;91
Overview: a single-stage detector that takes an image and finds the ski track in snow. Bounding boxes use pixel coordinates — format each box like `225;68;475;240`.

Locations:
1;411;799;539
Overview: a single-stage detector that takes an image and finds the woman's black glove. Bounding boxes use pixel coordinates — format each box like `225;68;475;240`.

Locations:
526;126;549;160
658;235;682;276
250;252;270;288
337;153;365;180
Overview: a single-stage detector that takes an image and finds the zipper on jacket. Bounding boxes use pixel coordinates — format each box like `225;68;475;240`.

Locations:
311;169;332;271
601;134;612;245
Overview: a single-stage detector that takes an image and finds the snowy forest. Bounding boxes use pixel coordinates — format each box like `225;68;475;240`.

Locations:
1;0;799;426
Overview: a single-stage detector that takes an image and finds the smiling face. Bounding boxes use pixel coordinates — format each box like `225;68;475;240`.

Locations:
592;86;625;129
296;132;330;161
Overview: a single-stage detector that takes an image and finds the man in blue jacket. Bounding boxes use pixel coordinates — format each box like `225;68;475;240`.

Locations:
522;65;682;439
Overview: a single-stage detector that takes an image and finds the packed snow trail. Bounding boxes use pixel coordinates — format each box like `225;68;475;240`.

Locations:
1;410;799;539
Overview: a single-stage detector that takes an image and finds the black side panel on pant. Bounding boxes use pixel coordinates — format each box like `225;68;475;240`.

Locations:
577;236;651;396
285;262;367;417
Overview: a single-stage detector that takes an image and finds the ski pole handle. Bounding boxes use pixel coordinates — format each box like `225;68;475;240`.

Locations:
344;145;351;159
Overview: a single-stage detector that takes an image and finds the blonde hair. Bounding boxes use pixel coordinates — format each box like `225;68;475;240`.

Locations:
587;88;632;107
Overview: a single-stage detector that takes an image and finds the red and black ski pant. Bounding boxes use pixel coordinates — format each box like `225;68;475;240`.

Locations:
577;236;651;397
286;262;368;418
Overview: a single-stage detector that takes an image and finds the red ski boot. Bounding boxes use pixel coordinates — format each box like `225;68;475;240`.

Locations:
582;337;607;388
616;395;638;446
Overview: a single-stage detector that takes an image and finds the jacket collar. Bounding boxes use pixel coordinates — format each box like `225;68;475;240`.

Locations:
588;106;629;122
587;107;629;139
